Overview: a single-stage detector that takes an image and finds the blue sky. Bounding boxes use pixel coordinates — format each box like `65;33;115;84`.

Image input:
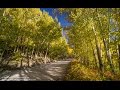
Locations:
40;8;72;27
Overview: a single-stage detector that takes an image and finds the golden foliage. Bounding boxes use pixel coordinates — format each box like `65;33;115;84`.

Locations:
65;60;120;81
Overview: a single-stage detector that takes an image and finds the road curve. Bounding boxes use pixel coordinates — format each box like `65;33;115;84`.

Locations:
0;60;71;81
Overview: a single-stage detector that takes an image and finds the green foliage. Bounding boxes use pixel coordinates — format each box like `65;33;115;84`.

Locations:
56;8;120;77
1;8;120;80
49;37;68;59
0;8;67;68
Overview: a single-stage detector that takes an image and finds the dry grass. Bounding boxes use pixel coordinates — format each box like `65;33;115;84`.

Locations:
64;59;120;81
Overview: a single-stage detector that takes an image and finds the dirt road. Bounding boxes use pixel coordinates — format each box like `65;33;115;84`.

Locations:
0;60;71;81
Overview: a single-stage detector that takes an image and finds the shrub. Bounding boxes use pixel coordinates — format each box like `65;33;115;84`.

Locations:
64;60;120;81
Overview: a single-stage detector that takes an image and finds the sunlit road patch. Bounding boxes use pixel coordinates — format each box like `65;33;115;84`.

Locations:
0;60;71;81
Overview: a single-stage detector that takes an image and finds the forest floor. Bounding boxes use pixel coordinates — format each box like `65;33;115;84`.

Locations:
0;59;71;81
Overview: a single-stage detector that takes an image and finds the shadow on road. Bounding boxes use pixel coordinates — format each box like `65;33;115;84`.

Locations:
0;60;70;81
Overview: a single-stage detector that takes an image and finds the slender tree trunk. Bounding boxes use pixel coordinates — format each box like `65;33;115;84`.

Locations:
44;43;49;64
31;47;34;60
26;48;30;67
92;27;103;74
96;42;103;72
91;43;98;69
20;58;23;68
6;59;10;66
0;49;5;66
20;49;23;68
44;47;48;64
89;39;98;69
118;44;120;71
86;43;89;67
93;49;98;69
95;8;115;74
103;38;115;73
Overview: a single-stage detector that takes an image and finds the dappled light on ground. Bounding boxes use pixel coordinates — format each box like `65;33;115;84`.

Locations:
0;60;71;81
